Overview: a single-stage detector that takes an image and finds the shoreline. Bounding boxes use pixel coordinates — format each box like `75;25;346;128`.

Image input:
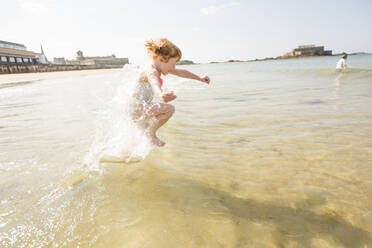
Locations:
0;68;123;84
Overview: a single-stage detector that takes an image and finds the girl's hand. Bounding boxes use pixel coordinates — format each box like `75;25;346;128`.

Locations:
200;76;210;85
161;91;177;102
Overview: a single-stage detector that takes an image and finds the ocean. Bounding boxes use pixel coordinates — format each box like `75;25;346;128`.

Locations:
0;54;371;247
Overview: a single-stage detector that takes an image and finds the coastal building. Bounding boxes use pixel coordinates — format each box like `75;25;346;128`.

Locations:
35;44;49;64
0;40;38;64
65;59;81;65
0;40;50;64
52;50;129;66
53;57;66;65
0;40;27;50
67;50;129;66
284;45;332;57
1;41;129;74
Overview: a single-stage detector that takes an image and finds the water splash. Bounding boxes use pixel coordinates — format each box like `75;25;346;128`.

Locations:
84;65;154;169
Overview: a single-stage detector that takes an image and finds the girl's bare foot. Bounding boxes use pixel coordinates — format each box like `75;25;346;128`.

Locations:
151;135;165;147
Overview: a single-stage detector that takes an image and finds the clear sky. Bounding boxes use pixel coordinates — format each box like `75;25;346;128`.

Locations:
1;0;371;64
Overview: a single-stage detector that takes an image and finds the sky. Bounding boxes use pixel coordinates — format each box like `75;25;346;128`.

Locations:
1;0;371;64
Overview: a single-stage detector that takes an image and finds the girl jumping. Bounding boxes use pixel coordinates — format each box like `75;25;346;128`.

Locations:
131;38;210;146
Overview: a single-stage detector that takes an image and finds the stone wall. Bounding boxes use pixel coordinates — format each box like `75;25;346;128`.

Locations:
0;62;124;74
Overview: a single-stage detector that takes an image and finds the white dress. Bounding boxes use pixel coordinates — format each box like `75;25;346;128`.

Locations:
130;82;154;111
130;63;162;111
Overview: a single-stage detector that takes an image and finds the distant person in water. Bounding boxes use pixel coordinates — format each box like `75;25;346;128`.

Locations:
336;54;347;71
130;38;210;147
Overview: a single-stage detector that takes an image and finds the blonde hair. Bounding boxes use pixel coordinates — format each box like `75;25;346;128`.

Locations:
145;38;182;62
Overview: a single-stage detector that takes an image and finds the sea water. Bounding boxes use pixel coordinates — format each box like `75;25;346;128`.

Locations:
0;54;371;247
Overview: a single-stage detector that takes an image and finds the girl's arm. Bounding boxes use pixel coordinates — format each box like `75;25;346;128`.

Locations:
169;68;210;84
147;68;176;103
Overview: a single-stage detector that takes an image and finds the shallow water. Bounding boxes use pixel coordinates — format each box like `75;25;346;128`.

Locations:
1;55;372;247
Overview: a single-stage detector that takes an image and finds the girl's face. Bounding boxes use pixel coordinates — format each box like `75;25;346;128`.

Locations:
159;57;178;75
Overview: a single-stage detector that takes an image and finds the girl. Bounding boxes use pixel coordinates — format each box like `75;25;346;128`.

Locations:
131;38;210;147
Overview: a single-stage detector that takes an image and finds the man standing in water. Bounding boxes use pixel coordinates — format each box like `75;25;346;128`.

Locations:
336;54;347;71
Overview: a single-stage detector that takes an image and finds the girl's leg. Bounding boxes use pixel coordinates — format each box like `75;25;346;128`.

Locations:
141;103;175;146
132;107;149;130
148;110;174;146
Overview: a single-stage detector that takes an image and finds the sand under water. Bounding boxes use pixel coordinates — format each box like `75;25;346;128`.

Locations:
0;55;372;247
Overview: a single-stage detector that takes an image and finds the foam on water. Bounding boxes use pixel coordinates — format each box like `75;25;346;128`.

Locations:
84;65;154;169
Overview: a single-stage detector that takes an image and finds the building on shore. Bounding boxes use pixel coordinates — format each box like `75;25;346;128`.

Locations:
0;40;38;64
1;41;129;74
62;50;129;66
65;59;81;65
53;57;66;65
35;44;49;64
283;45;332;57
0;40;50;64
